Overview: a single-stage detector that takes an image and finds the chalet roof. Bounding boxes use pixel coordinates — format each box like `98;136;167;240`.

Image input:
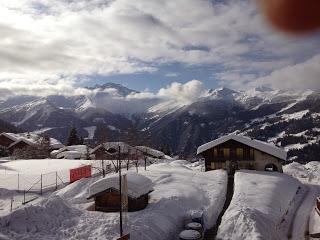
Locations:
197;134;287;160
53;145;89;155
91;142;134;155
135;146;165;158
87;172;154;199
7;138;36;149
0;132;63;149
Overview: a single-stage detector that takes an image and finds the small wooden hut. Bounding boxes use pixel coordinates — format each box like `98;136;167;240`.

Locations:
87;172;153;212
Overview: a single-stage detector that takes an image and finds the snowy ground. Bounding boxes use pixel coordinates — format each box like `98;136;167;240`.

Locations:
284;162;320;240
0;159;98;192
0;161;227;240
217;170;302;240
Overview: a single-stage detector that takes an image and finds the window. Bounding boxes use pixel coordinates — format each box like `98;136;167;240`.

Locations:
236;148;243;159
250;148;254;159
213;148;217;158
217;148;224;158
223;148;230;158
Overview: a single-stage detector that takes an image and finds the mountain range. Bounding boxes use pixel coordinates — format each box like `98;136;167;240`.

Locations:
0;83;319;162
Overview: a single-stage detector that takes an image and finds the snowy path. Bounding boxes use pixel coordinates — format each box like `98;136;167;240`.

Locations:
290;184;320;240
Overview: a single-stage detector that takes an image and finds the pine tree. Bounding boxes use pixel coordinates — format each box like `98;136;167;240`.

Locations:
67;126;80;146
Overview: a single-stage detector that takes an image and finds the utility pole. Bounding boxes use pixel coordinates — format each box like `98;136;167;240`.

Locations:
118;144;123;237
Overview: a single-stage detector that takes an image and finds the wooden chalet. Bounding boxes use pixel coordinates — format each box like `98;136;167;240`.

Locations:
87;172;153;212
91;142;136;160
0;132;63;155
197;134;286;174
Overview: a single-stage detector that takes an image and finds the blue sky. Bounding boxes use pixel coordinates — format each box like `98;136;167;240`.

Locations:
90;63;218;92
0;0;320;97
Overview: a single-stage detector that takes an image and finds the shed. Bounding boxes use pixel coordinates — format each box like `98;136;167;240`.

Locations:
87;172;153;212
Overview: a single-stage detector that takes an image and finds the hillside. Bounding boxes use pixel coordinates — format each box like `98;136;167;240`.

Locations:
0;84;319;161
0;118;22;134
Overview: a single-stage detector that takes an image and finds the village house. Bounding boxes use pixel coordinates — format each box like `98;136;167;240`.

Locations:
51;145;91;159
87;172;153;212
0;132;63;155
135;146;166;159
197;134;286;174
91;142;136;160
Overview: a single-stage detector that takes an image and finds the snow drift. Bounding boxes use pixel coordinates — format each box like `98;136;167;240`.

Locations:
0;161;227;240
217;170;301;240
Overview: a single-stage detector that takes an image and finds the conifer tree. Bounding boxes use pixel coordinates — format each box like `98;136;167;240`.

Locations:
67;126;80;146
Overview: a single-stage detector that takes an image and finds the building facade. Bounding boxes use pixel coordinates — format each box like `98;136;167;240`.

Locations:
197;135;286;174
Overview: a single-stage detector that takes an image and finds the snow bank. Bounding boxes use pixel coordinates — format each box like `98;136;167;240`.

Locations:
284;161;320;184
0;159;93;175
0;196;82;239
0;162;227;240
88;172;154;199
217;170;301;240
309;208;320;237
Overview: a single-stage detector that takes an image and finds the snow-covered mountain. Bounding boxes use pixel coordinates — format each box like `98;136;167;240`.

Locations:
0;83;319;162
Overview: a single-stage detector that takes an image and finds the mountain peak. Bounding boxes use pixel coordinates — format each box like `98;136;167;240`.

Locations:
87;82;139;96
208;87;239;100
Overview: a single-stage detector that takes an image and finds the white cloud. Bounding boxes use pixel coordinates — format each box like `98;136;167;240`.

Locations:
0;0;319;93
157;80;207;103
253;55;320;90
165;72;179;78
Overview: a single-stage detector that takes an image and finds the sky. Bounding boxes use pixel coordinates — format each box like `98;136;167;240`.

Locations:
0;0;320;98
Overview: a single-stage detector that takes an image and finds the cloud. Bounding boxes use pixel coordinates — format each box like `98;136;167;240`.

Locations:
253;55;320;90
165;72;179;78
157;80;207;103
0;0;319;93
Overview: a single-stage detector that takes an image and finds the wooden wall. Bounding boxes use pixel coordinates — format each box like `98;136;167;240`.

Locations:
201;139;283;173
94;189;149;212
0;135;15;148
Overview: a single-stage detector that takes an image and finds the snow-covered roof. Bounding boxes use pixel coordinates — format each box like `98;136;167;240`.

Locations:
1;132;63;149
54;145;89;155
91;142;134;155
197;134;287;160
135;146;165;158
57;151;82;159
88;172;154;199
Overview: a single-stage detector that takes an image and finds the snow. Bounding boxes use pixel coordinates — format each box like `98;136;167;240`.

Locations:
53;145;89;159
91;142;134;155
217;170;301;240
0;159;93;175
57;151;82;159
283;162;320;239
284;162;320;183
107;125;121;132
0;162;228;240
309;208;320;238
197;134;287;160
0;132;63;149
88;172;154;199
0;159;98;191
84;126;96;139
179;229;201;239
281;110;309;121
135;146;165;158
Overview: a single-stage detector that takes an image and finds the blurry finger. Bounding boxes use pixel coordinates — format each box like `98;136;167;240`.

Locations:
258;0;320;33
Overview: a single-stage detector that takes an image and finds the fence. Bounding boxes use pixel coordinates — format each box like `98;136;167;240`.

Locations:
0;158;153;210
0;160;113;205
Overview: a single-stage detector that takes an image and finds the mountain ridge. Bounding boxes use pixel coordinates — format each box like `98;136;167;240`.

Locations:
0;83;319;162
